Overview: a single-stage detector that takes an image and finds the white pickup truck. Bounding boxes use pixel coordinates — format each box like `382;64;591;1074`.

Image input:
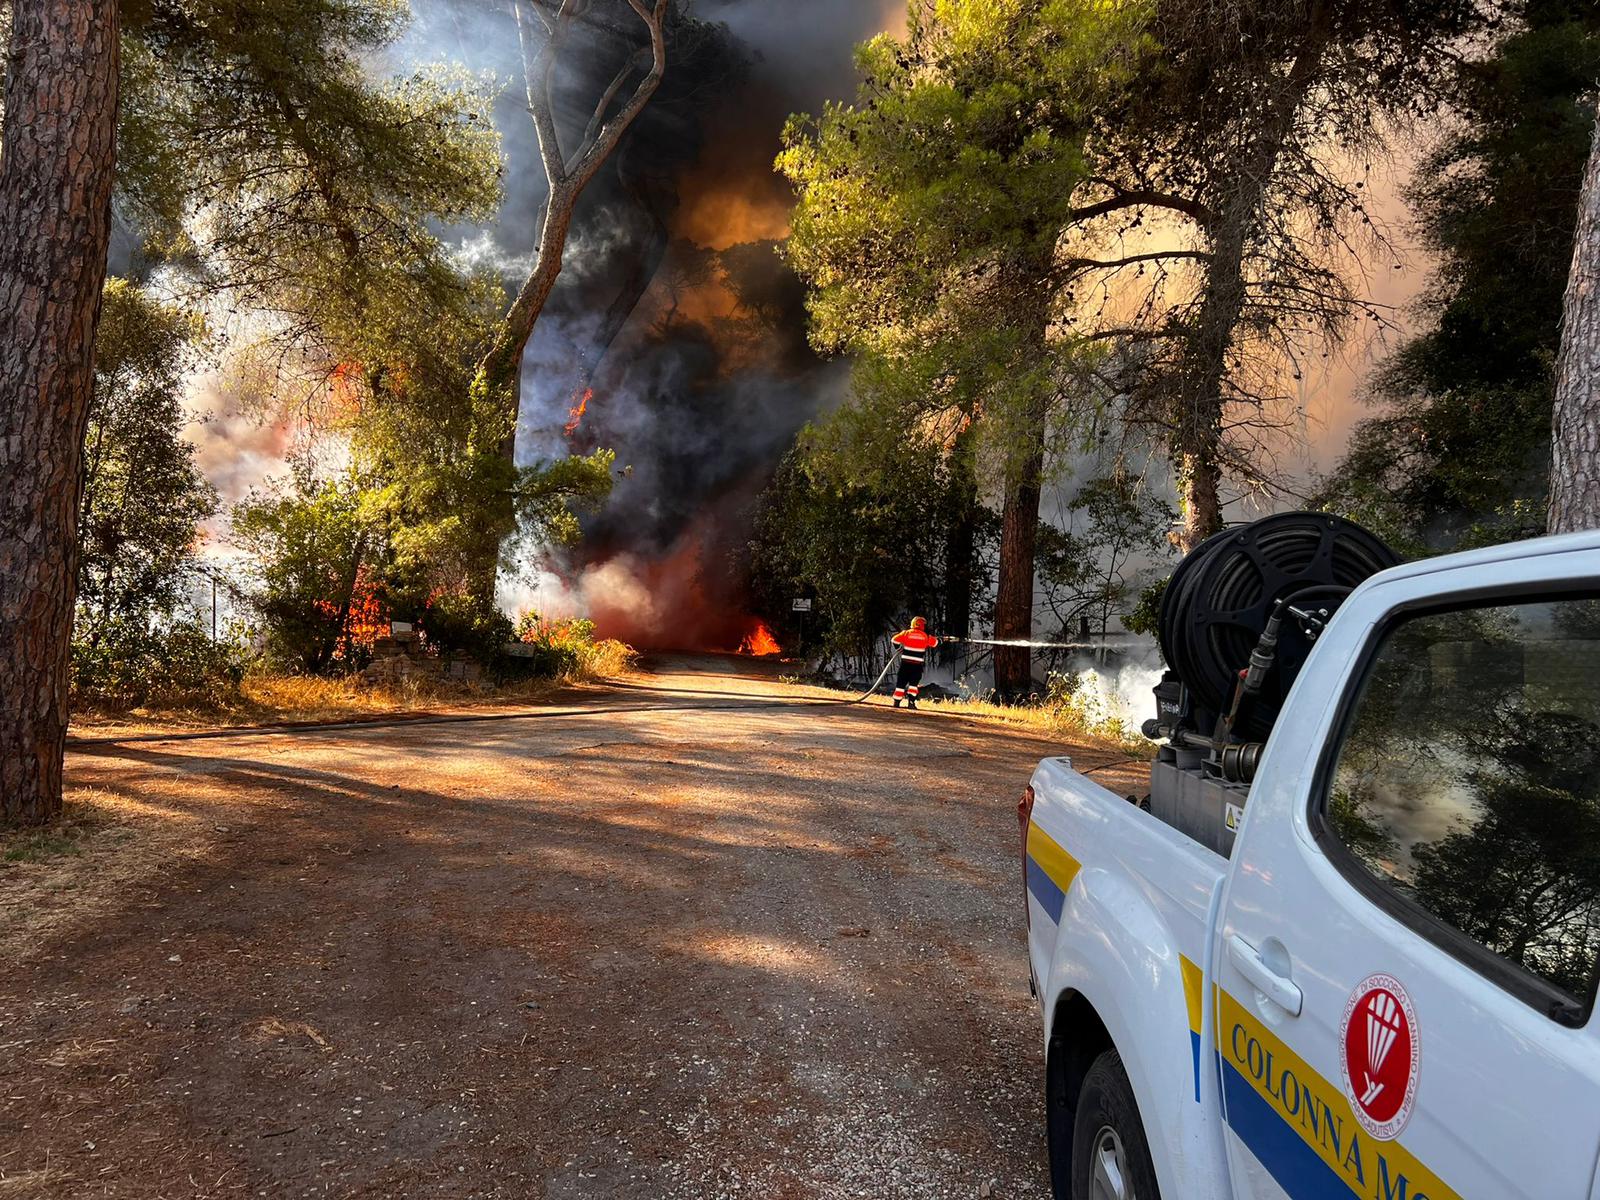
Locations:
1021;519;1600;1200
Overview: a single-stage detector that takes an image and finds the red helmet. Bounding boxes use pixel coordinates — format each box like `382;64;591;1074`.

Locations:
911;616;926;631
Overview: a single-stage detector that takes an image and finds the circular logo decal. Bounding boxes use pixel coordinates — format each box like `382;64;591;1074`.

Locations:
1340;974;1419;1141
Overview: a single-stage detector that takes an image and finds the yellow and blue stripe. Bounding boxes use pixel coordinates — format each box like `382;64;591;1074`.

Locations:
1025;823;1080;923
1026;818;1457;1198
1181;954;1204;1103
1215;987;1460;1200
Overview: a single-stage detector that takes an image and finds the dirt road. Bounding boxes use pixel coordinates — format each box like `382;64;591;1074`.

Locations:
1;657;1146;1199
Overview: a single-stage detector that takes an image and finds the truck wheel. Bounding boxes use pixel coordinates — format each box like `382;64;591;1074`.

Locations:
1070;1050;1161;1200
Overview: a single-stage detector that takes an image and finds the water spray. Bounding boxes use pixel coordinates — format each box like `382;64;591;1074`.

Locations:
943;636;1151;652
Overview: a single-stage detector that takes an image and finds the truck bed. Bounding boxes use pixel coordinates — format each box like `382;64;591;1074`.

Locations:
1023;754;1234;1195
1026;755;1228;1017
1146;744;1249;858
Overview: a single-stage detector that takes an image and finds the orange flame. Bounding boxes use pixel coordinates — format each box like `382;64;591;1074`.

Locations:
564;388;593;436
738;621;781;656
328;361;365;413
314;570;388;660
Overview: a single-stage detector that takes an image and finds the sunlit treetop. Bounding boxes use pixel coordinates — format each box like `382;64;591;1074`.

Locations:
116;0;504;341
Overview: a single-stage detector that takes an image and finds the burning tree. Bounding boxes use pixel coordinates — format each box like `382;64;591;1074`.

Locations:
471;0;673;598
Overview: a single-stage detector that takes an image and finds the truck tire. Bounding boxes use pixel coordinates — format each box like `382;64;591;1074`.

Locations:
1070;1050;1161;1200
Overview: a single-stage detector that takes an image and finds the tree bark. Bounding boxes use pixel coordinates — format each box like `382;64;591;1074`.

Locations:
1549;101;1600;536
469;0;669;601
563;147;672;413
1171;5;1331;553
0;0;121;826
939;446;978;665
993;439;1044;700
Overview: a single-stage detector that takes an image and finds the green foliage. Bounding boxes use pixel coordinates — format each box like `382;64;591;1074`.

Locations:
419;592;515;663
108;0;616;623
781;1;1144;353
1036;472;1174;638
118;0;501;339
1319;2;1600;548
748;442;994;658
502;614;594;679
1122;577;1168;638
778;0;1146;473
231;476;384;674
324;268;615;605
77;279;216;642
71;619;250;710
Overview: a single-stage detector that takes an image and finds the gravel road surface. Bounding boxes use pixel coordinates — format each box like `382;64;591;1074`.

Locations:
0;656;1147;1199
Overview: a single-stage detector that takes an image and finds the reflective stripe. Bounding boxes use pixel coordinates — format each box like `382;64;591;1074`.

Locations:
902;655;924;664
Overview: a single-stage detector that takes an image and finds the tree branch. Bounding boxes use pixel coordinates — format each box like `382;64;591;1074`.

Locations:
1069;183;1215;228
512;0;568;186
575;46;652;167
563;0;668;191
1058;249;1211;276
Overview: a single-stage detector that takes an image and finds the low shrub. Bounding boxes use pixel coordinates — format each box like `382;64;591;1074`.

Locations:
420;593;516;662
72;620;251;710
505;614;636;682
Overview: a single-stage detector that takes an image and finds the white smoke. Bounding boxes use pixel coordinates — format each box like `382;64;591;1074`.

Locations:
1066;650;1165;728
498;556;660;627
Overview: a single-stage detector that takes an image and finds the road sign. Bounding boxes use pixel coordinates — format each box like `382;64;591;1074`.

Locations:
792;598;813;612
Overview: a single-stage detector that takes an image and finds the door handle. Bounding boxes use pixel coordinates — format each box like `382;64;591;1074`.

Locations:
1228;934;1303;1016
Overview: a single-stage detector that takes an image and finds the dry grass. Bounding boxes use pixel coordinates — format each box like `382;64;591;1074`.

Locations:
0;797;117;865
0;788;201;963
779;674;1156;758
70;642;639;735
936;694;1156;757
0;1170;73;1196
247;1017;330;1049
239;671;546;721
577;637;638;679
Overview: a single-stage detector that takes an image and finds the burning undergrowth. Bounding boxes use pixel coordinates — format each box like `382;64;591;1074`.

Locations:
510;223;850;651
448;0;893;652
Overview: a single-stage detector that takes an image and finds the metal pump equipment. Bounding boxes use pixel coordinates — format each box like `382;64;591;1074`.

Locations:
1140;512;1401;854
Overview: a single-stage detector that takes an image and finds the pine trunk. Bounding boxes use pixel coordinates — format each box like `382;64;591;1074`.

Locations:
1171;6;1331;553
993;441;1044;700
0;0;121;826
1549;103;1600;536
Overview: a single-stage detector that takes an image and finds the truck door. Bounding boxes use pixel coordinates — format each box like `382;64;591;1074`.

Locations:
1214;566;1600;1200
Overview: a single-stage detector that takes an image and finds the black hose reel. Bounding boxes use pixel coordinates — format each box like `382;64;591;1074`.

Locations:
1154;512;1400;746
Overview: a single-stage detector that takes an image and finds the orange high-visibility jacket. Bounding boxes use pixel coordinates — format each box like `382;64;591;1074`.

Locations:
891;628;939;661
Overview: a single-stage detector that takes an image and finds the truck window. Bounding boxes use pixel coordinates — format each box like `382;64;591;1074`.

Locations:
1322;596;1600;1013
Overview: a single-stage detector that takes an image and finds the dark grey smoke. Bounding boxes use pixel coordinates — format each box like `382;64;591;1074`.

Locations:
396;0;899;644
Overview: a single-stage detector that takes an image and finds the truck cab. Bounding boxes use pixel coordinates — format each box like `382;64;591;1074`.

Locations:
1023;521;1600;1200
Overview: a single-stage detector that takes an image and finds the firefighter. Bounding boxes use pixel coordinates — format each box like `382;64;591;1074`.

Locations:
891;617;938;709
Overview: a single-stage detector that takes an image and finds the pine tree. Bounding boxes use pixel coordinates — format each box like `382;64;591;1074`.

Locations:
0;1;121;825
1550;101;1600;535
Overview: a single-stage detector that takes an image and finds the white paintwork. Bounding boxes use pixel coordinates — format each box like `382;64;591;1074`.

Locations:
1029;757;1233;1197
1025;530;1600;1200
